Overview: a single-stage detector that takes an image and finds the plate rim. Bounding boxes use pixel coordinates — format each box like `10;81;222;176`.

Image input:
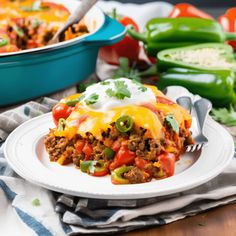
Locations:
4;113;234;199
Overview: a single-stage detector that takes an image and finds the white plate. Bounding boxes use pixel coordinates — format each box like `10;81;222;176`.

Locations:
4;113;234;199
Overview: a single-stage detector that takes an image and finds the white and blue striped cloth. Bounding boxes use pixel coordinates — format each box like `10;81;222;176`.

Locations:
1;87;236;235
1;2;236;235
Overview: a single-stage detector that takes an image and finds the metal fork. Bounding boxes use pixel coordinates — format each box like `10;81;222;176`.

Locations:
186;98;212;152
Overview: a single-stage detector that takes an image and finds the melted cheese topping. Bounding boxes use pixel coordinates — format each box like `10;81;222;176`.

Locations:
55;78;192;140
0;0;69;28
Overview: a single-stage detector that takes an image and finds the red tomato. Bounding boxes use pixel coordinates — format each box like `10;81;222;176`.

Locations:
99;15;140;65
52;103;73;125
110;145;135;170
158;153;176;177
169;3;213;19
82;142;93;158
156;96;175;105
218;8;236;51
135;157;148;169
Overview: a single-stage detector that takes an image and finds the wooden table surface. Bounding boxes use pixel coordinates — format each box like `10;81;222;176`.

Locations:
121;203;236;236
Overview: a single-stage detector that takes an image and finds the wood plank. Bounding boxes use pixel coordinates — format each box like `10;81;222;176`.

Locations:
121;203;236;236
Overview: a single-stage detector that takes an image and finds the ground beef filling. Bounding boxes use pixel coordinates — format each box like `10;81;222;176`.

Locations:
44;123;193;184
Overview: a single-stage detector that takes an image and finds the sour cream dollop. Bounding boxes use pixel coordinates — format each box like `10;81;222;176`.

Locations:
79;78;156;111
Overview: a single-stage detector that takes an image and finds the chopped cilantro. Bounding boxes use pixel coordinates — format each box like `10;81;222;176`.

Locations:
106;80;131;100
132;80;147;92
106;88;116;97
100;81;110;85
32;198;40;206
165;114;179;134
211;105;236;126
138;86;147;92
78;94;85;102
84;93;99;105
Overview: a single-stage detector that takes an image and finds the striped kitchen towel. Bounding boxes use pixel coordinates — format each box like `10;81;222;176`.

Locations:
1;86;236;235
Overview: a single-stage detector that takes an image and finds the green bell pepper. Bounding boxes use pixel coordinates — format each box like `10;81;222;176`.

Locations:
111;165;133;184
158;68;236;107
128;18;236;56
80;160;109;176
157;43;236;72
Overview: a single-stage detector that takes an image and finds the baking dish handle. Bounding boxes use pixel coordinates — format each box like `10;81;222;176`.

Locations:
83;15;126;46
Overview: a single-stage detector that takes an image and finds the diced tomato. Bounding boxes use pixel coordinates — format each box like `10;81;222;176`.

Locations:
111;140;121;152
52;103;73;125
82;142;93;158
158;153;176;177
110;145;135;170
75;140;85;154
156;96;175;105
185;119;192;129
135;157;148;169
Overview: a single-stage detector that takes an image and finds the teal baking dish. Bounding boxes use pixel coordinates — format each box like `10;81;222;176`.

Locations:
0;1;125;107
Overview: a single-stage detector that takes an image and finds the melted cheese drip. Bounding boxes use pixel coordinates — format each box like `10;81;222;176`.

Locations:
65;105;163;140
55;83;192;141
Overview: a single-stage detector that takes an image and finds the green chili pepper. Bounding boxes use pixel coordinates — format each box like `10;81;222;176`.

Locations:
158;68;236;107
0;38;8;47
115;115;134;133
157;43;236;72
103;147;115;160
128;18;236;56
111;166;133;184
57;118;66;131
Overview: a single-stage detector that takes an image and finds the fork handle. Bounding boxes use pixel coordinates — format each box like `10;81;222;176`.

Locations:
53;0;97;41
194;98;212;132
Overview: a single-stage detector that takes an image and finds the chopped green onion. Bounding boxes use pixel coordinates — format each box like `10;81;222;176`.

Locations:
115;115;134;133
